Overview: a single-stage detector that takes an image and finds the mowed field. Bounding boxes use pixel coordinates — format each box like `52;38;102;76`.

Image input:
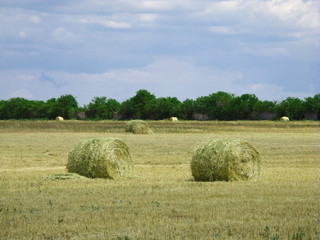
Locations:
0;120;319;240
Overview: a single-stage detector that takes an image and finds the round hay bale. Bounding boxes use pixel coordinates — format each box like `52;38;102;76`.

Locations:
191;139;261;182
55;116;64;121
280;116;290;121
67;137;133;179
169;117;178;121
125;120;153;134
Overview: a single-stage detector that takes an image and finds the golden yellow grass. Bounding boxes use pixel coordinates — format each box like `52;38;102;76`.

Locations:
0;120;319;239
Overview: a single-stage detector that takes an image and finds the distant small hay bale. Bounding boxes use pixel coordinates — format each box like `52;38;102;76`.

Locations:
191;139;261;182
280;116;290;121
55;116;64;121
45;172;88;181
125;120;153;134
169;117;178;121
67;137;133;179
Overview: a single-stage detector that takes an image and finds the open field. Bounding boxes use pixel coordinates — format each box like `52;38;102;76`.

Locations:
0;120;319;239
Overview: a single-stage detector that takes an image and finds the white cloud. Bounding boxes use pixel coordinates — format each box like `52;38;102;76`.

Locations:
30;58;251;102
202;1;239;14
266;0;319;29
138;14;157;23
209;26;238;35
19;31;27;38
138;1;172;10
240;43;289;57
136;0;198;11
250;83;286;101
0;0;318;104
51;27;77;45
28;15;41;24
0;52;318;105
201;0;319;37
250;83;315;101
78;16;132;29
9;88;33;99
101;20;131;29
64;0;198;13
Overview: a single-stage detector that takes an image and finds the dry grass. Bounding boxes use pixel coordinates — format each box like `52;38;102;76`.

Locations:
0;120;319;239
45;172;88;181
1;119;319;133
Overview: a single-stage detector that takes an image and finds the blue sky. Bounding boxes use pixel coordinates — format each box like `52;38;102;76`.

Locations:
0;0;319;106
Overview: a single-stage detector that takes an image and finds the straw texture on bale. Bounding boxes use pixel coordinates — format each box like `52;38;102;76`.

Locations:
125;120;153;134
191;139;261;182
67;137;133;179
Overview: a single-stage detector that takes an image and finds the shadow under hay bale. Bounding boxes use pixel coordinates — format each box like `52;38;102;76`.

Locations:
67;137;133;179
191;139;261;182
45;172;88;181
125;120;153;134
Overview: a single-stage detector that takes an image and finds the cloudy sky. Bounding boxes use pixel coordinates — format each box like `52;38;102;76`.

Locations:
0;0;319;106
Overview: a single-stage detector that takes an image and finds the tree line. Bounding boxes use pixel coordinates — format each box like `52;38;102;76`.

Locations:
0;90;319;120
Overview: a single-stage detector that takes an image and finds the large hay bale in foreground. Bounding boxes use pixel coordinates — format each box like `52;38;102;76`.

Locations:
67;137;133;179
125;120;153;134
191;139;261;182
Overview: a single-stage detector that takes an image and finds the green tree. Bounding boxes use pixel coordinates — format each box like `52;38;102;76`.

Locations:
119;90;156;119
275;97;305;120
180;99;195;120
46;98;58;119
44;94;78;119
146;97;181;120
193;92;235;120
0;98;48;119
231;94;259;120
119;99;135;119
54;94;78;119
28;100;48;119
208;91;235;120
0;100;5;119
0;98;31;119
194;96;211;116
86;97;120;119
305;94;320;115
255;100;276;112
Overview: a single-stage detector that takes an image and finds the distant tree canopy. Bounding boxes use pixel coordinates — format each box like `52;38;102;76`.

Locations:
85;97;120;119
46;94;78;119
0;91;319;120
119;89;156;119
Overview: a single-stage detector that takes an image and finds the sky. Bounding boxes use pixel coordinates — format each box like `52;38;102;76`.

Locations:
0;0;319;106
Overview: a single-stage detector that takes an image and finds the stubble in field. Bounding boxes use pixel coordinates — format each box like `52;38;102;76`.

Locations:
0;121;319;239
